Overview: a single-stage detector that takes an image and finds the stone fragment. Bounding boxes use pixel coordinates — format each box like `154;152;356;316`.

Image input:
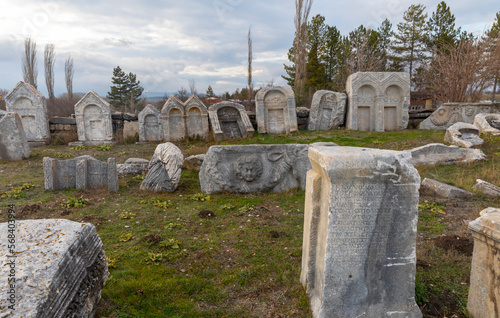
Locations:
123;121;139;140
208;101;254;140
308;90;346;130
0;112;30;160
184;154;205;171
116;158;149;175
301;145;421;318
200;144;310;193
72;91;114;145
444;122;483;148
49;117;76;125
419;102;500;130
161;95;209;141
345;72;410;131
474;179;500;197
139;104;163;142
409;143;486;166
421;178;473;198
468;208;500;318
0;219;108;318
5;81;50;146
140;142;183;192
255;86;298;134
44;155;119;191
473;112;500;136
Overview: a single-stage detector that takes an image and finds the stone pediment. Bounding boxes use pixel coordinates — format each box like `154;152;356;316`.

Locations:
74;91;110;114
5;81;45;104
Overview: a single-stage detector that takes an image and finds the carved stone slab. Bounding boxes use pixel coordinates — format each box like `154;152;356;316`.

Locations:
140;142;183;192
43;155;119;191
138;104;163;142
117;158;149;175
346;72;410;132
0;219;108;318
301;145;421;318
409;143;486;166
5;81;50;146
419;102;500;130
161;95;209;141
74;91;113;144
444;122;483;148
421;178;474;198
308;90;346;131
474;179;500;197
473;113;500;136
200;144;310;193
255;86;298;134
208;101;254;140
0;112;30;160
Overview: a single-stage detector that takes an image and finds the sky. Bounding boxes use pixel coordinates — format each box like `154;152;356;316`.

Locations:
0;0;498;98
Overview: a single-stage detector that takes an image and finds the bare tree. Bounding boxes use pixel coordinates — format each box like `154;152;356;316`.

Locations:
293;0;313;104
247;27;253;110
44;43;56;100
65;55;74;103
188;79;197;95
176;87;189;101
22;37;38;88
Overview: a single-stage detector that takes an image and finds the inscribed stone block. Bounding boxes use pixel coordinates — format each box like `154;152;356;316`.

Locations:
74;91;113;144
208;101;254;141
161;95;209;141
0;112;30;160
139;104;162;141
255;86;297;134
308;90;346;131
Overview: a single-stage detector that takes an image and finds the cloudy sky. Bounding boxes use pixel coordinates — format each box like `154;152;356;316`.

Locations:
0;0;497;98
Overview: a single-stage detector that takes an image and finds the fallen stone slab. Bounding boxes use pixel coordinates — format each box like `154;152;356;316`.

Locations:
200;144;311;193
0;219;108;318
409;143;486;166
0;112;30;161
474;179;500;197
444;122;483;148
184;154;205;171
421;178;474;198
117;158;149;175
473;113;500;136
419;102;500;130
140;142;183;192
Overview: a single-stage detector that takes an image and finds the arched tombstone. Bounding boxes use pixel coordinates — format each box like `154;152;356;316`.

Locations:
5;81;50;146
208;101;254;141
138;104;162;142
161;95;209;141
308;90;346;131
255;86;297;134
185;95;209;139
73;91;113;145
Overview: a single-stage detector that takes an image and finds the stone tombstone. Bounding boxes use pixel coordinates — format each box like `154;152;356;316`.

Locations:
44;155;119;191
301;145;421;318
345;72;410;132
199;144;311;193
0;219;108;318
255;86;298;134
419;102;500;130
5;81;50;145
138;104;162;142
474;112;500;136
140;142;183;192
468;207;500;318
74;91;113;144
161;95;209;141
444;122;484;148
308;90;347;131
208;101;254;141
0;112;30;161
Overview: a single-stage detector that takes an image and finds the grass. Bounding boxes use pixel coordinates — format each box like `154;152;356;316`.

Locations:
0;128;499;317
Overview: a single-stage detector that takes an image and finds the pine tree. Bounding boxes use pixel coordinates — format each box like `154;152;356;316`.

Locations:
282;47;296;88
377;19;393;70
427;1;461;52
107;66;128;110
486;11;500;101
126;72;144;111
306;41;328;93
206;85;215;97
323;25;343;85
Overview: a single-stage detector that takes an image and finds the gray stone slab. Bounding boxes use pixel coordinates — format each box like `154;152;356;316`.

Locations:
138;104;162;142
308;90;346;131
301;145;421;318
161;95;209;141
74;91;113;143
0;219;108;318
208;101;254;141
0;112;30;160
409;143;486;166
473;112;500;136
117;158;149;175
419;102;500;130
474;179;500;197
49;117;76;125
140;142;183;192
255;86;298;134
444;122;483;148
421;178;474;198
123;121;139;140
199;144;310;193
184;154;205;171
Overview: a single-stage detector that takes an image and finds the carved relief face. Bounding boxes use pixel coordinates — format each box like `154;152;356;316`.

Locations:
234;155;263;182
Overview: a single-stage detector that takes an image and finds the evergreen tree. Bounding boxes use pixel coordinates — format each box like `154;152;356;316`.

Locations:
282;47;296;88
206;85;215;97
377;19;394;70
486;11;500;101
427;1;461;52
323;25;343;85
126;72;144;110
107;66;144;112
306;41;328;93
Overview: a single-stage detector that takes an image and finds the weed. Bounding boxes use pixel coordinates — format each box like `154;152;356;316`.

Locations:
165;223;181;229
52;152;73;158
238;203;255;212
118;233;133;242
61;196;88;208
94;144;112;151
159;239;180;249
419;200;446;215
70;145;87;151
1;183;36;199
145;252;164;265
118;212;136;219
221;203;235;210
140;197;173;209
188;193;211;201
107;256;117;268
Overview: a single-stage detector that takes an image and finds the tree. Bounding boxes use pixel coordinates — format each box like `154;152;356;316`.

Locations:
126;72;144;111
44;43;55;100
206;85;215;97
65;55;74;103
22;37;38;88
282;47;296;88
293;0;313;106
107;66;144;112
377;19;394;70
176;87;188;101
486;11;500;101
426;1;461;52
188;79;197;95
247;27;253;110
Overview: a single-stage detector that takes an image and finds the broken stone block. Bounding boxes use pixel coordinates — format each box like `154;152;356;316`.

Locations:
409;143;486;166
444;122;483;148
421;178;473;198
474;179;500;197
0;112;30;160
419;102;500;130
308;90;346;131
0;219;108;318
116;158;149;175
184;154;205;171
140;142;183;192
473;112;500;136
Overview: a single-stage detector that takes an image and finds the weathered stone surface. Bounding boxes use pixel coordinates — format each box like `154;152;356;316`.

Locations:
200;144;310;193
301;145;421;318
184;154;205;171
346;72;410;131
419;102;500;130
5;81;50;145
139;104;162;142
444;122;483;148
116;158;149;175
308;90;346;131
208;101;254;141
49;117;76;125
0;112;30;160
161;95;209;141
296;107;310;118
421;178;473;198
123;121;139;140
473;112;500;136
474;179;500;197
140;142;183;192
0;219;108;318
468;207;500;318
74;91;113;144
409;143;486;166
255;86;298;134
44;155;119;191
